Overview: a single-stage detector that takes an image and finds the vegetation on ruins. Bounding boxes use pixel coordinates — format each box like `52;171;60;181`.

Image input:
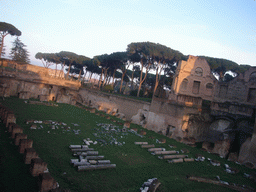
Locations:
32;41;255;99
10;37;30;63
35;51;90;78
200;56;251;82
0;22;21;59
1;97;256;191
127;42;185;97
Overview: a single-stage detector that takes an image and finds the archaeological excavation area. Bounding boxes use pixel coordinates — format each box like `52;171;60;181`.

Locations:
0;97;256;192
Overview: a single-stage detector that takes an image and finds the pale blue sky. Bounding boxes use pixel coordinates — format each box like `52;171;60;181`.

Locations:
1;0;256;66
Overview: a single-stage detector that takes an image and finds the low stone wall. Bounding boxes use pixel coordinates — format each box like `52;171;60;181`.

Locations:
79;88;150;120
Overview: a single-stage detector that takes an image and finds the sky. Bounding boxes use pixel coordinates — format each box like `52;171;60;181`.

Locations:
1;0;256;67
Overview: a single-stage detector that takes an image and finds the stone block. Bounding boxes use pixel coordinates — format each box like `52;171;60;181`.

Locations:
3;110;13;123
5;113;16;127
212;139;230;158
0;106;9;119
14;133;27;145
38;173;58;192
8;123;16;133
228;152;238;162
24;148;39;164
106;108;111;114
123;121;131;128
12;126;23;139
19;139;33;153
30;158;47;177
139;130;147;135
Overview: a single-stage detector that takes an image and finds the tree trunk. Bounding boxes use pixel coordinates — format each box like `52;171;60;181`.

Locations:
119;72;124;93
98;68;103;88
66;63;71;79
123;81;128;94
82;70;87;82
78;70;81;81
102;68;108;86
153;62;164;96
131;70;135;90
112;69;117;86
89;72;93;81
137;61;150;97
59;62;65;77
0;33;8;59
55;64;57;77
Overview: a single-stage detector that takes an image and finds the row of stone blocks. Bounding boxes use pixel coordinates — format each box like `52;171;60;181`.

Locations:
0;104;59;192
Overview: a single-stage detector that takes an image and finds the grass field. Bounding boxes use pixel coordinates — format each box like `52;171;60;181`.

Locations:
0;97;255;192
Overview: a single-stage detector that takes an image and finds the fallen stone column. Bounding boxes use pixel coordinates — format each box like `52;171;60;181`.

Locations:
148;148;165;152
78;151;99;156
14;133;27;145
134;142;148;145
184;158;195;162
163;155;188;159
168;158;184;163
97;160;111;164
30;158;47;177
88;160;97;164
78;164;116;171
73;162;90;167
86;156;105;160
70;159;79;164
38;173;58;192
24;148;39;164
11;126;23;139
71;148;94;152
19;139;33;153
154;150;177;155
69;145;82;149
141;144;155;148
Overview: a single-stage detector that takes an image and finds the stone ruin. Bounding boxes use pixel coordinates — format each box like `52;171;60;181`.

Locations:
1;56;256;169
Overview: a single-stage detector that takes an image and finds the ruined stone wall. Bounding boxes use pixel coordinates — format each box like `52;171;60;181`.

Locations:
214;67;256;105
0;59;64;78
0;65;80;105
142;97;210;141
78;88;150;120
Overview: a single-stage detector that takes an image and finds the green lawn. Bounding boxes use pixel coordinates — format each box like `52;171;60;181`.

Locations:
0;97;255;192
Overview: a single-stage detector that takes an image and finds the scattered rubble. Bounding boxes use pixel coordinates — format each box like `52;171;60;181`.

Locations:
140;178;160;192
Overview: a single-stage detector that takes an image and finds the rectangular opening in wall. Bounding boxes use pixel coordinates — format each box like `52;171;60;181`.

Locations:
192;81;200;94
247;88;256;103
